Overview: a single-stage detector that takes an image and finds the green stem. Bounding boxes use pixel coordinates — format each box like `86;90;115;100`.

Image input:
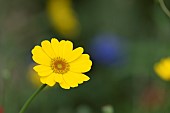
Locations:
19;84;47;113
159;0;170;18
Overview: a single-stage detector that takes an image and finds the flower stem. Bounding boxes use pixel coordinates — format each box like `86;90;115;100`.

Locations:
19;84;47;113
159;0;170;18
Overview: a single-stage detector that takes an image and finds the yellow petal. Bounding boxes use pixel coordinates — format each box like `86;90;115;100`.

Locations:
63;72;78;87
70;54;92;73
67;47;84;62
32;46;51;66
63;71;90;88
63;41;73;60
40;73;56;86
59;80;70;89
41;40;56;58
58;40;66;58
51;38;60;57
53;73;63;83
33;65;52;72
51;39;73;59
33;65;53;76
38;71;53;77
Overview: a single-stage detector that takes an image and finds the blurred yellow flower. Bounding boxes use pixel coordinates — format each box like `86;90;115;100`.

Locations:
47;0;80;38
154;57;170;81
28;64;42;87
32;38;92;89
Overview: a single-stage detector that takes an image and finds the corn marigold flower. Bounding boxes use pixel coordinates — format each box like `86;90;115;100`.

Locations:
32;38;92;89
154;57;170;81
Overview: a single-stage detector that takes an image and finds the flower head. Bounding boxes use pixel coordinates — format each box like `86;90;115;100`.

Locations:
32;38;92;89
154;57;170;81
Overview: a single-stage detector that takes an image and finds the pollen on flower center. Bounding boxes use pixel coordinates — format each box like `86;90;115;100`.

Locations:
51;57;70;74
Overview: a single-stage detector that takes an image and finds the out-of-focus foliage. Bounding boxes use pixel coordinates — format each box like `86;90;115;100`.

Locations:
0;0;170;113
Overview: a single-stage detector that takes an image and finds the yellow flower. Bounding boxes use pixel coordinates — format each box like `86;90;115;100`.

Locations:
46;0;80;38
32;38;92;89
154;57;170;81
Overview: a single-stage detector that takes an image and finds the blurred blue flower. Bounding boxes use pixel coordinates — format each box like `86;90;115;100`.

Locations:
89;34;126;66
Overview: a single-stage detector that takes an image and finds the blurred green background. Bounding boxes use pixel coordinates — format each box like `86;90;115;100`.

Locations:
0;0;170;113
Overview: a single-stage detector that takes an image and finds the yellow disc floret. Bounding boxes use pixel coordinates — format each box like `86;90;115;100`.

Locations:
51;57;70;74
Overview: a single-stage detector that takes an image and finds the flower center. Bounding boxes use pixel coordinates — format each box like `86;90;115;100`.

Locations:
51;57;70;74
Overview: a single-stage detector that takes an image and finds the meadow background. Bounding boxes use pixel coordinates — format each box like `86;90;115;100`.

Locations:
0;0;170;113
